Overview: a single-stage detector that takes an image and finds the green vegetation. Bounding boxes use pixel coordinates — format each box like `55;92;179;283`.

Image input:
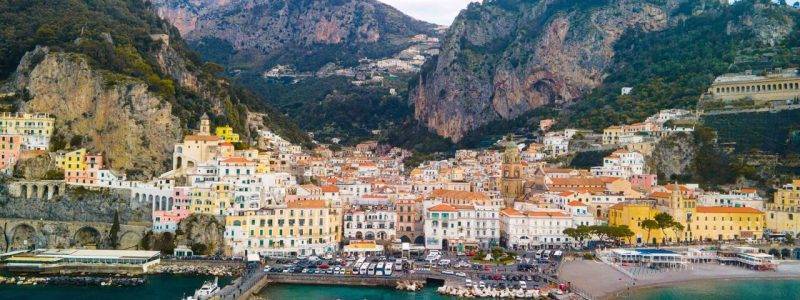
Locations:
0;0;310;146
239;74;415;145
640;212;685;246
563;0;800;131
569;149;615;169
563;224;634;246
703;109;800;155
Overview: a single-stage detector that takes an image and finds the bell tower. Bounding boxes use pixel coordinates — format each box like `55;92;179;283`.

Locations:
199;113;211;136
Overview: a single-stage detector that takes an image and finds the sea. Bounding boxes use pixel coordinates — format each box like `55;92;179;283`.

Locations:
0;274;231;300
2;277;800;299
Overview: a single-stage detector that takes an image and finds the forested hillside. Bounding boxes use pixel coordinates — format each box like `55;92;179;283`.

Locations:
0;0;311;177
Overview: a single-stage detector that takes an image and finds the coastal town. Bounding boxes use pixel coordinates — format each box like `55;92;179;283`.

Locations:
1;66;800;299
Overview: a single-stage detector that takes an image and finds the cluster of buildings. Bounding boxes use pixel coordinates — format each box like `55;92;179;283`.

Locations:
0;113;54;174
4;106;800;259
264;33;442;87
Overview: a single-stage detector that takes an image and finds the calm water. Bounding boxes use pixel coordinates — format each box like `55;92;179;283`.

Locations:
260;283;455;300
0;274;230;300
626;279;800;300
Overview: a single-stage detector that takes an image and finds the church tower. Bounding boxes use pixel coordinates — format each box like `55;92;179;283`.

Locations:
199;113;211;136
500;139;525;202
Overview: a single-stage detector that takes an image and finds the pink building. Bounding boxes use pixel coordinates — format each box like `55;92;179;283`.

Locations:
629;174;658;191
0;134;22;173
65;153;105;185
152;187;192;233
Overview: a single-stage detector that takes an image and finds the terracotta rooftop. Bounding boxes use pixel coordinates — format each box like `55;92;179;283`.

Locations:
221;157;254;164
428;203;457;212
287;200;327;209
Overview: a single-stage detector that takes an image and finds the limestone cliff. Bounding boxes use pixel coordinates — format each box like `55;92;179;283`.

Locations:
151;0;436;71
10;47;181;177
411;0;690;142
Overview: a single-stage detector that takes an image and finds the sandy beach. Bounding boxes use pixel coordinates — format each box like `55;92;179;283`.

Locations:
558;259;800;299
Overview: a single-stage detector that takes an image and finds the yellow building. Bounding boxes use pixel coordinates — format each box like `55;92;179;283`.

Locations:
62;148;87;171
188;187;215;215
610;189;764;244
215;126;240;143
691;206;764;241
602;126;627;145
224;199;338;257
608;202;671;244
766;180;800;235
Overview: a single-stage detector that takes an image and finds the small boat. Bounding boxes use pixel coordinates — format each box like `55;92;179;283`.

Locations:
185;277;219;300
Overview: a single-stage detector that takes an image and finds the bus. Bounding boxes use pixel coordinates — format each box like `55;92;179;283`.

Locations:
394;259;403;271
360;263;369;275
367;263;376;275
384;262;393;276
352;262;362;275
375;262;385;276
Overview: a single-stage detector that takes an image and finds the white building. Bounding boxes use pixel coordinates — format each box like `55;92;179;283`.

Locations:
343;206;397;242
591;150;645;179
697;188;764;211
543;132;570;157
500;207;574;250
423;202;500;251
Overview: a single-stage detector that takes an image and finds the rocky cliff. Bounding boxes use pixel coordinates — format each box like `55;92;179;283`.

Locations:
9;47;181;176
151;0;437;71
411;0;692;141
0;0;312;177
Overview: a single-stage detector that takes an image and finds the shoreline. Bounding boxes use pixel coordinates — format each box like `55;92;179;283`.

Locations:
559;259;800;300
601;274;800;300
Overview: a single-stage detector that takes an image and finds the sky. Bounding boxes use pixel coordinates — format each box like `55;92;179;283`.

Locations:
378;0;478;26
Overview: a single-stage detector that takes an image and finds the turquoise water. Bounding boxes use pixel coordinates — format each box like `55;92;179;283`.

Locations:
626;279;800;300
0;274;230;300
260;283;455;300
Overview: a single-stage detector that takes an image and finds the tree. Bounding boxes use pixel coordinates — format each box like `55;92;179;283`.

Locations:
108;211;120;249
785;233;795;245
640;219;659;245
781;248;792;259
564;226;591;248
671;222;685;244
654;212;678;245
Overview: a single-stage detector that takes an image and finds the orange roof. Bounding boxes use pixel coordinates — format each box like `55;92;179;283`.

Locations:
501;207;523;217
320;185;339;193
221;157;254;164
428;203;457;212
287;200;327;209
650;191;672;199
739;188;757;194
567;200;587;207
185;135;220;142
220;142;234;146
695;206;762;214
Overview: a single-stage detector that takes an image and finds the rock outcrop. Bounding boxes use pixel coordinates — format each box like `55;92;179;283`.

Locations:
151;0;436;71
649;132;696;181
175;214;225;255
9;47;181;177
411;0;690;142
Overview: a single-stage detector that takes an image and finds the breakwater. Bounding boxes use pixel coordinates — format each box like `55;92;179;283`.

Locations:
0;275;145;287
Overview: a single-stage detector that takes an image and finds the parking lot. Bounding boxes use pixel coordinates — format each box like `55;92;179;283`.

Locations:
261;248;565;291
